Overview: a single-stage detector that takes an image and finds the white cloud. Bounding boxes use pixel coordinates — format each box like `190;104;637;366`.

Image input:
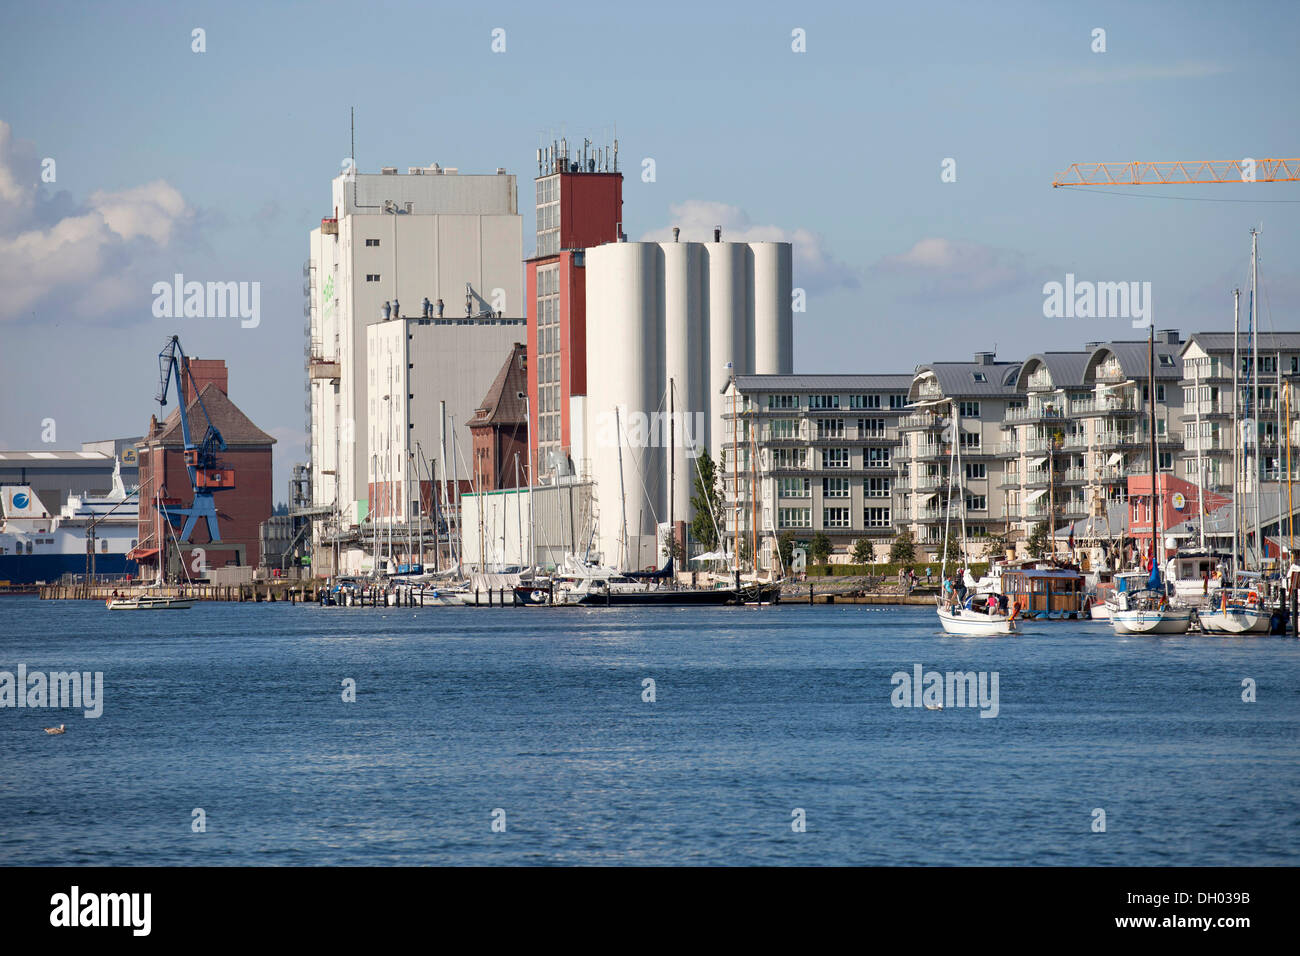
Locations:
0;119;193;323
640;200;859;293
874;237;1031;299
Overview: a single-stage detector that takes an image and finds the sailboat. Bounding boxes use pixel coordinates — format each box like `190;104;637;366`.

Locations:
1199;241;1279;635
936;400;1019;635
1110;325;1191;635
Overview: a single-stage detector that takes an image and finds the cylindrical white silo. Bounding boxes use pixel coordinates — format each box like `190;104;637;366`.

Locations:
705;242;748;465
661;241;705;532
585;242;662;567
750;242;793;375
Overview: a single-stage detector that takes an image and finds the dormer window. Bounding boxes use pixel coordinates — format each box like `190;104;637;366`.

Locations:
972;372;987;383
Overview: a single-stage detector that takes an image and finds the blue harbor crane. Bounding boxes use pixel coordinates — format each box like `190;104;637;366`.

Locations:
155;334;234;543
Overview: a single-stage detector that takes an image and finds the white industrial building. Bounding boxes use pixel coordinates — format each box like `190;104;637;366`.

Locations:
365;316;527;532
583;238;793;567
308;164;524;562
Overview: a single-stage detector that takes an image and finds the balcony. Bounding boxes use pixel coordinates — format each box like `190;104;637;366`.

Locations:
1002;405;1068;426
309;355;341;382
898;413;943;431
1070;397;1139;417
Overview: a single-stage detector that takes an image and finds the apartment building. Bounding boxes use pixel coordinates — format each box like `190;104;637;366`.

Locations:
725;374;913;567
1180;331;1300;493
999;334;1184;544
900;353;1023;560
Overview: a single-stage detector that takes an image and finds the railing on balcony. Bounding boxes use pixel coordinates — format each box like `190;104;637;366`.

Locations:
1003;405;1067;424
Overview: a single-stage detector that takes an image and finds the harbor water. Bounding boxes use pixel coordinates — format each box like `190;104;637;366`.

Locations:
2;595;1298;866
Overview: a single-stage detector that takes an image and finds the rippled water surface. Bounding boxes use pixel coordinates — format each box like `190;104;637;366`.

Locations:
2;596;1297;865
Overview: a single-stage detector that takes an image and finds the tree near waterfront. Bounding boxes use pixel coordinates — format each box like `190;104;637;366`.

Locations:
1027;520;1049;559
689;449;725;551
852;538;873;564
889;529;916;565
810;531;832;565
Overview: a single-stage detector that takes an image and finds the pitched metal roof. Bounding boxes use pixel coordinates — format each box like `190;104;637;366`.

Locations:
734;373;914;391
1085;340;1184;382
911;361;1023;398
1182;331;1300;356
1015;351;1091;391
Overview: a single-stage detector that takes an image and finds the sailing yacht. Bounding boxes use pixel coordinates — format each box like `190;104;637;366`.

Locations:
934;400;1019;635
1110;326;1190;635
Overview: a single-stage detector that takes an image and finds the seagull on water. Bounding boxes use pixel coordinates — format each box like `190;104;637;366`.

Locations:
44;724;66;735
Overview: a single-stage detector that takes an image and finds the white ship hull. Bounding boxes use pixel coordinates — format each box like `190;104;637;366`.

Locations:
1109;606;1193;634
937;605;1019;636
1197;609;1271;635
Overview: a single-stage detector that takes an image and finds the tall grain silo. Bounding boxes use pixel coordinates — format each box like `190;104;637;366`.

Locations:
705;241;749;465
585;241;663;566
750;242;793;374
661;241;706;529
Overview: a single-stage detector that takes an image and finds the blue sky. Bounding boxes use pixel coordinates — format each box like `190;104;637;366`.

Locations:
1;0;1298;495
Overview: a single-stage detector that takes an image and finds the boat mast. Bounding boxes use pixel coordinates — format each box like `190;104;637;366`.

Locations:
1251;228;1261;568
1148;324;1160;580
1232;289;1241;578
1194;363;1206;551
939;399;956;584
1277;355;1285;566
750;406;759;577
615;406;628;570
956;400;968;571
669;378;675;576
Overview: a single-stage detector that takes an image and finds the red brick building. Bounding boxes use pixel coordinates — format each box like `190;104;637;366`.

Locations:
468;343;529;490
133;358;275;578
528;150;623;479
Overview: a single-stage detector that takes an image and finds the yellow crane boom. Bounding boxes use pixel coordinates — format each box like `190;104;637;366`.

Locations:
1052;158;1300;187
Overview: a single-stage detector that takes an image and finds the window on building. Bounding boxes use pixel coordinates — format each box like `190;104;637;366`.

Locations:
958;401;980;418
777;477;810;498
958;432;981;450
1159;451;1173;471
965;463;986;480
889;394;908;409
366;274;380;282
972;372;987;383
867;448;891;468
858;418;886;437
823;507;851;528
968;525;988;538
817;418;844;439
809;394;840;410
768;394;798;410
965;495;987;512
822;477;850;498
365;238;380;247
778;507;811;529
850;394;881;409
864;507;891;528
823;448;850;468
865;477;891;497
769;419;799;440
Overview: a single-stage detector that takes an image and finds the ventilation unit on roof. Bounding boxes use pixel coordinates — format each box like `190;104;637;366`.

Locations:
381;167;398;175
